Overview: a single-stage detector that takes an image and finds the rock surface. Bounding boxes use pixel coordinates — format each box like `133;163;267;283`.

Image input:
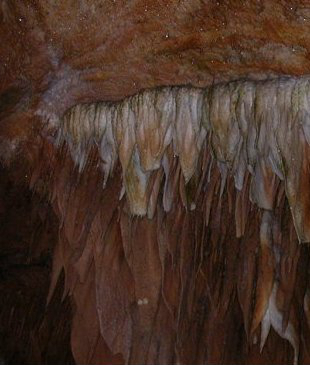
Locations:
1;1;310;364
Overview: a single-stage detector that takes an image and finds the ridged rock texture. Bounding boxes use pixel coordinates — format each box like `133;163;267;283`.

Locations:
2;1;310;364
24;76;310;365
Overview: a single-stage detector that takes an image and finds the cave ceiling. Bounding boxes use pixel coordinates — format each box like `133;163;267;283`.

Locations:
1;1;310;141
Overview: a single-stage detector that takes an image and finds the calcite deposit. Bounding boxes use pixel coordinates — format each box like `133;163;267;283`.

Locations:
2;1;310;364
58;77;310;242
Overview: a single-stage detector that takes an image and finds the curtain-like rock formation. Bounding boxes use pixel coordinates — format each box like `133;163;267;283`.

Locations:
2;1;310;364
57;76;310;241
26;76;310;364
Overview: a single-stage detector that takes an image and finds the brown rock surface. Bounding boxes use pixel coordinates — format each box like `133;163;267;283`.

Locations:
1;1;310;365
1;1;310;124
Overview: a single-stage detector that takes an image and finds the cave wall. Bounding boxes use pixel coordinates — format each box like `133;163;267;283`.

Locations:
1;1;310;364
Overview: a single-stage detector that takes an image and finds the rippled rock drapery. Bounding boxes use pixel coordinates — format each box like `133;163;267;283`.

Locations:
58;76;310;242
2;1;310;364
30;76;310;364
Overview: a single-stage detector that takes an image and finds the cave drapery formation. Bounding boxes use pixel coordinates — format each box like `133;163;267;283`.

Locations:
2;1;310;365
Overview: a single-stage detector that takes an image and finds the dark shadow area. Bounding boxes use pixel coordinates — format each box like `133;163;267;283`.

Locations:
0;165;75;365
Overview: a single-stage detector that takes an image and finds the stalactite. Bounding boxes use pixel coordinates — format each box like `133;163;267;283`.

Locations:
57;76;310;243
28;75;310;365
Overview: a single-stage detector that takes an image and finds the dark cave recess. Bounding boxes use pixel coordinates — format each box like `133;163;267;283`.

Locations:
0;165;74;365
